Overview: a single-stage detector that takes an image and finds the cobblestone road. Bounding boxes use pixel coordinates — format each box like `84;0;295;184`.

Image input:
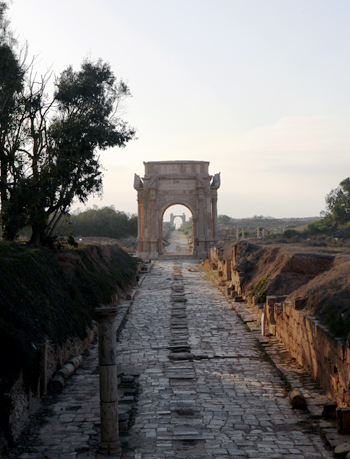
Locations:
117;260;332;459
10;258;334;459
164;231;190;254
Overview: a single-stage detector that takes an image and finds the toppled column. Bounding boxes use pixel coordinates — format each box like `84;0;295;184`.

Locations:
96;307;121;456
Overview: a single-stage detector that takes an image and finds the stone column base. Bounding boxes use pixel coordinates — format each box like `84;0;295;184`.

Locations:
98;440;122;456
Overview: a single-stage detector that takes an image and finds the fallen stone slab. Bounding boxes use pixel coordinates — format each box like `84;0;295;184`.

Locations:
169;344;190;350
169;352;193;360
171;331;189;337
168;374;195;379
120;375;135;385
173;430;200;436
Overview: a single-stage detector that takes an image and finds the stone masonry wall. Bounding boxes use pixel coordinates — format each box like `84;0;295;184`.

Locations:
9;323;97;440
208;241;350;408
274;301;350;407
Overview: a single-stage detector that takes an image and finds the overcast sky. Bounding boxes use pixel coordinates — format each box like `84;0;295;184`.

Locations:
9;0;350;219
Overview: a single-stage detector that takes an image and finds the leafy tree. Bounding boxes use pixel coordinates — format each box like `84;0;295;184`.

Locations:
306;219;328;234
323;178;350;227
0;2;26;237
1;58;136;244
69;206;137;239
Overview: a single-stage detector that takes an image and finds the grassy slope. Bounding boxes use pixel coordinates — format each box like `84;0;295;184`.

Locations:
0;242;138;440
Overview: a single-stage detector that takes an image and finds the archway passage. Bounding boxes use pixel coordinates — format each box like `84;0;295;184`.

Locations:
134;161;220;259
163;204;193;254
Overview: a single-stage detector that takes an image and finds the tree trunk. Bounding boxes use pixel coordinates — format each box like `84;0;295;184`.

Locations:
29;223;46;245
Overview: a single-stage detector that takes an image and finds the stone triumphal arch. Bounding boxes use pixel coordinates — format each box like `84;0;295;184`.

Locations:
134;161;220;259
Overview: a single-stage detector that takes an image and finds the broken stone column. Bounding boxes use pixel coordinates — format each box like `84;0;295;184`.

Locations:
96;307;121;456
323;401;337;419
337;407;350;433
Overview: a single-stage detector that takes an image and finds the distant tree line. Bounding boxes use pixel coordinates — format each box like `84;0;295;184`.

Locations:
218;214;316;231
69;206;137;239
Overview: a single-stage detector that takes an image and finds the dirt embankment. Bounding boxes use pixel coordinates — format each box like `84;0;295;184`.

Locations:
0;242;138;446
229;241;350;337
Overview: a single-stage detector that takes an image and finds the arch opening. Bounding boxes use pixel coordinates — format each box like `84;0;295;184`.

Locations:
162;204;193;255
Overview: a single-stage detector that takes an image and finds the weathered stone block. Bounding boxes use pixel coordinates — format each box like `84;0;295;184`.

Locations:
323;401;337;419
337;408;350;433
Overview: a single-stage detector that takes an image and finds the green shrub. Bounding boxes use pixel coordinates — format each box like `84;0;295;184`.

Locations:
283;229;298;239
307;220;328;234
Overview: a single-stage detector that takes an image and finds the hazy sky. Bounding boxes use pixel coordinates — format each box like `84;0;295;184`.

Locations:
9;0;350;219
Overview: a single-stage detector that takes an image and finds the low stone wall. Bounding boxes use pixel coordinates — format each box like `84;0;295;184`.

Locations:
246;295;350;407
274;301;350;407
208;241;350;408
8;323;97;441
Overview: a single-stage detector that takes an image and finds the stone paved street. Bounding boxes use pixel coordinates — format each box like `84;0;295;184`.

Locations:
9;258;334;459
118;260;332;459
163;231;190;254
